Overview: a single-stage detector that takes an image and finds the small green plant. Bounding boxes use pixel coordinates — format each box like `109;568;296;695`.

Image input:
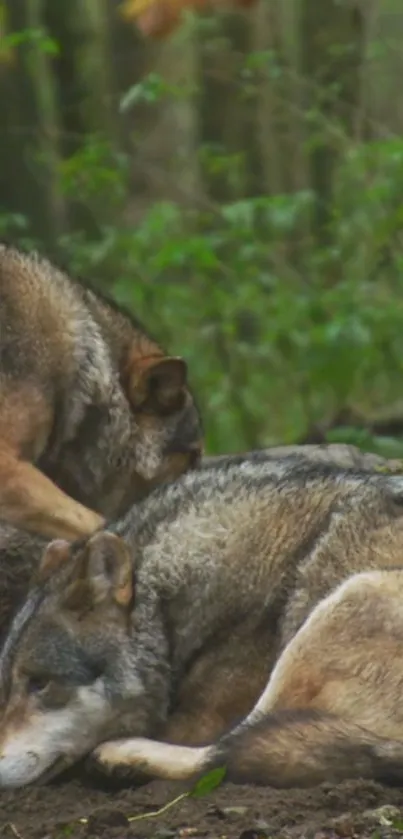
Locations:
189;765;227;796
77;766;227;827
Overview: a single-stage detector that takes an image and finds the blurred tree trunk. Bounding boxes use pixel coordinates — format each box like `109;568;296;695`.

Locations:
2;0;65;247
44;0;118;233
146;29;201;209
199;12;261;202
105;4;150;224
122;24;201;219
106;1;146;150
252;0;306;197
299;0;365;250
44;0;116;148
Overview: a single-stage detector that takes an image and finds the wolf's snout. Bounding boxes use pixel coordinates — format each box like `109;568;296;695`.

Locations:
0;749;39;788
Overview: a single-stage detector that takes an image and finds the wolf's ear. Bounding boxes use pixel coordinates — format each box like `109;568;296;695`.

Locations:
126;355;188;413
65;532;133;611
36;539;72;584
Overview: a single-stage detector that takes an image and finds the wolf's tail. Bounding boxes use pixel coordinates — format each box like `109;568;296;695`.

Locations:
204;708;403;787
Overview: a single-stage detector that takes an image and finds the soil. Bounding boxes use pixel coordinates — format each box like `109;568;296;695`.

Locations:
1;775;403;839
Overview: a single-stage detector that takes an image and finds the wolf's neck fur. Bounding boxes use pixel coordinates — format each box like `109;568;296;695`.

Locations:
125;461;338;684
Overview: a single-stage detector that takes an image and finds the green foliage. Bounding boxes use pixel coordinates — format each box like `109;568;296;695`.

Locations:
4;127;403;456
120;72;194;111
4;49;403;457
1;26;59;55
58;137;130;218
53;133;403;455
189;766;227;797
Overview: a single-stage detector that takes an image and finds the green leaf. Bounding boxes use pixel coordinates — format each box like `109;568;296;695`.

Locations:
189;766;226;798
119;74;166;112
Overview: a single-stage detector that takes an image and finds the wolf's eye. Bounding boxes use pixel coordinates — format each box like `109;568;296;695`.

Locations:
26;675;50;695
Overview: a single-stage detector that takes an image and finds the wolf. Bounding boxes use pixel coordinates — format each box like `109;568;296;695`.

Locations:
0;244;202;541
0;443;399;642
3;454;403;788
200;442;403;472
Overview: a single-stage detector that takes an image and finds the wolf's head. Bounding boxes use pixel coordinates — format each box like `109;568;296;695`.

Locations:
83;354;204;521
0;532;160;788
123;354;203;490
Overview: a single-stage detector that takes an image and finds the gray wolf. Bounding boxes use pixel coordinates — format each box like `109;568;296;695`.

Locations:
0;245;202;541
2;455;403;787
0;443;398;640
201;442;403;472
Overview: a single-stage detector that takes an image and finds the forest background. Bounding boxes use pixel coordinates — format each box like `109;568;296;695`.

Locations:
2;0;403;457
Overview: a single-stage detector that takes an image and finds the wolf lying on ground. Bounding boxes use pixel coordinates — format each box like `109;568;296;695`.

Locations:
0;442;397;644
3;454;403;788
0;245;202;541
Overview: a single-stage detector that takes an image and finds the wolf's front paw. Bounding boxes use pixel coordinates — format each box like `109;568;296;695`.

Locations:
88;738;156;781
89;737;207;783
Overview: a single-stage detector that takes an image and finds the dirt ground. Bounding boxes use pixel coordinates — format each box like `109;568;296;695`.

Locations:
1;774;403;839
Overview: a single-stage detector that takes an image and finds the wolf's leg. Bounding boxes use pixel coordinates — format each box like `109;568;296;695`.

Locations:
162;629;273;745
93;570;403;786
0;447;103;540
0;383;104;540
203;568;403;787
91;629;273;782
92;737;211;782
241;569;403;726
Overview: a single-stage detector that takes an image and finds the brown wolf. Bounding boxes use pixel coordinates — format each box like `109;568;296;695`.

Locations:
3;455;403;788
0;245;202;541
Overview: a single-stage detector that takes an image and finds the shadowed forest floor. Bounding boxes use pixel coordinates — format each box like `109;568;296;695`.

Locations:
1;775;403;839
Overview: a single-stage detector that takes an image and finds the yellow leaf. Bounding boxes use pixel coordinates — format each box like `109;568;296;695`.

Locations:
120;0;155;20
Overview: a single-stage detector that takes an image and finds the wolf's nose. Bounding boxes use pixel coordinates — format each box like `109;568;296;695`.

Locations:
0;750;39;788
